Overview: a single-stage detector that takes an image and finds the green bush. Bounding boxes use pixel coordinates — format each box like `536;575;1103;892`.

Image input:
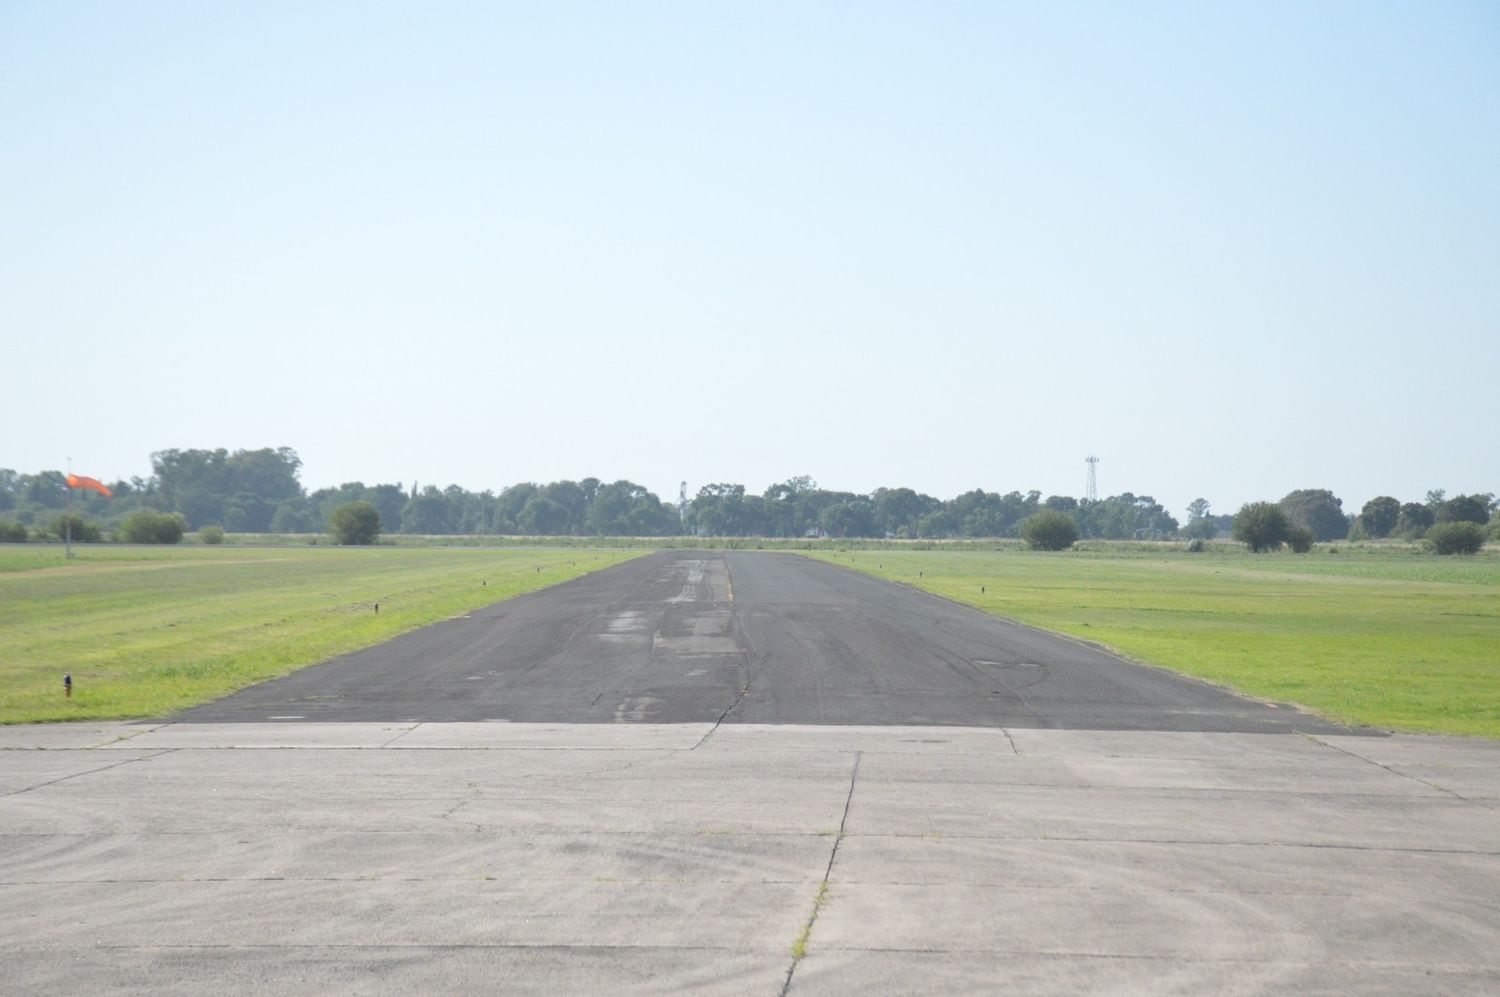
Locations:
1287;526;1315;553
1426;521;1486;555
1232;502;1289;553
119;510;187;544
329;501;381;545
50;514;103;543
1019;510;1080;551
1186;538;1205;553
0;520;28;543
199;525;226;545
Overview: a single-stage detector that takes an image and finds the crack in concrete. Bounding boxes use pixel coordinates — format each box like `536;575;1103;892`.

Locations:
1305;734;1500;813
379;723;423;747
0;749;176;799
781;750;861;996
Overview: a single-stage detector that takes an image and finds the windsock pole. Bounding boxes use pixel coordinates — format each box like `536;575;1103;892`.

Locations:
64;458;73;559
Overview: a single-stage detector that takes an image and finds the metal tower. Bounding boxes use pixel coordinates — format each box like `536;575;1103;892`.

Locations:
1085;456;1099;503
678;481;689;525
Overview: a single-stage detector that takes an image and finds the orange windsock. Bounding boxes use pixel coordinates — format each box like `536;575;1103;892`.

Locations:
66;474;114;498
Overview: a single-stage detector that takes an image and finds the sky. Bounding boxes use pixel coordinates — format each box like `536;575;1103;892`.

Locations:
2;1;1496;520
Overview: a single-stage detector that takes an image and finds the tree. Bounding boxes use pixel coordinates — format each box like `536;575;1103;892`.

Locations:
49;514;102;543
1182;518;1218;540
329;501;381;545
516;495;569;535
402;486;455;534
875;487;938;538
1286;526;1315;553
819;500;878;538
270;501;319;534
1183;497;1216;539
1426;521;1486;555
1020;510;1080;550
1359;496;1400;538
1437;494;1491;526
1278;489;1348;542
151;447;302;529
118;510;186;544
1076;493;1178;540
1396;502;1435;537
1233;502;1289;552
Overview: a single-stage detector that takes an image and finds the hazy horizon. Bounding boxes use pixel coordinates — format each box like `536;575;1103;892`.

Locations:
4;3;1496;521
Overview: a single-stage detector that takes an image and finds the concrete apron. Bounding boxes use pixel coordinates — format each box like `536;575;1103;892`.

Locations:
1;722;1497;995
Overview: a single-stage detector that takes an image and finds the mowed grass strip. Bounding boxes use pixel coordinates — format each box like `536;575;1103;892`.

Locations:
0;546;645;723
804;546;1500;738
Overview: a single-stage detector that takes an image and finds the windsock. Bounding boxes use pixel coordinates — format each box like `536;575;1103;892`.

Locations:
66;474;113;498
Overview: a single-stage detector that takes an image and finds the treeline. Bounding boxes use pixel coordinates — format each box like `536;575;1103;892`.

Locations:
0;449;680;539
682;478;1180;539
1177;488;1496;545
0;447;1493;544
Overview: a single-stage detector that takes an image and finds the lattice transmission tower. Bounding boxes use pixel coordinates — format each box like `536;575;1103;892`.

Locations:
1085;456;1099;503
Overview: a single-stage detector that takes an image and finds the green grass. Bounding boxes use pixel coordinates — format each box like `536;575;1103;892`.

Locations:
0;545;644;723
803;544;1500;738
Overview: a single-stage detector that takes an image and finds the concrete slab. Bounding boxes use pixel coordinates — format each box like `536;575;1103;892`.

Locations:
0;750;162;795
810;881;1500;965
0;830;830;886
830;837;1500;895
108;722;418;750
391;721;714;750
791;951;1500;996
1;722;1497;995
1316;734;1500;800
854;746;1447;796
1;878;810;949
9;946;786;997
0;722;144;750
842;780;1498;850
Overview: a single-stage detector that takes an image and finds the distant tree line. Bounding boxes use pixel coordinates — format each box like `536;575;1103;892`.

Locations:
683;478;1181;540
0;448;1493;547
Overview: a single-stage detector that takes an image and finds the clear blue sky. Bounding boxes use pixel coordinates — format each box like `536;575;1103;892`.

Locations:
3;2;1496;519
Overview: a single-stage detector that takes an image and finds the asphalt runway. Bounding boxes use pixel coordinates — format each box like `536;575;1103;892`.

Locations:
180;550;1357;733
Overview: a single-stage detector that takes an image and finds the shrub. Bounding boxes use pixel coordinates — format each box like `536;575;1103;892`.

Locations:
199;525;226;545
0;520;27;543
1286;526;1315;553
1186;538;1205;553
119;510;187;544
1232;502;1289;553
50;514;103;543
329;501;381;545
1426;521;1486;555
1019;510;1080;551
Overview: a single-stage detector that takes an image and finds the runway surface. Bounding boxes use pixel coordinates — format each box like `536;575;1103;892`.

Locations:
179;550;1355;732
11;552;1499;994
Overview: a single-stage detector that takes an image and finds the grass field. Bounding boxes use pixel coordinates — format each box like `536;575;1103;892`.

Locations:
0;545;644;723
804;544;1500;738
